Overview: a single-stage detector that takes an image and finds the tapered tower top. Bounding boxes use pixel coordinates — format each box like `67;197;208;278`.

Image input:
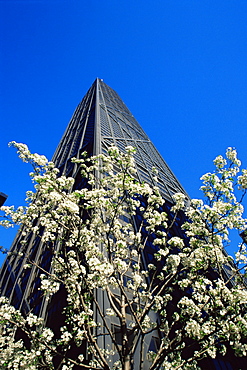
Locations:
52;79;187;202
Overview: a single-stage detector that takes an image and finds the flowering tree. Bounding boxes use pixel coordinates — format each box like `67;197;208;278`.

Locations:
0;142;247;370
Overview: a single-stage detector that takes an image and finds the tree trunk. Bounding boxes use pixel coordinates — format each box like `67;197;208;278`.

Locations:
124;355;131;370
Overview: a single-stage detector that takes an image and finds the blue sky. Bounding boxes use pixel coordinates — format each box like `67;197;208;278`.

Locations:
1;0;247;265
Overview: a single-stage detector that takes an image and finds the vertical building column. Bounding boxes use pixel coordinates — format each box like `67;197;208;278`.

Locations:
94;78;101;157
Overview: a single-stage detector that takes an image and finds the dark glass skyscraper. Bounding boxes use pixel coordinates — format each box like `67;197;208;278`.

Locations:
0;79;244;369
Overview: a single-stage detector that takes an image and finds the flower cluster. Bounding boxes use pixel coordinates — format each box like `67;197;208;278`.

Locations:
0;144;247;370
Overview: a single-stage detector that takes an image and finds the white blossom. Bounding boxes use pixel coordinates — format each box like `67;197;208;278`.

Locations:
1;144;247;369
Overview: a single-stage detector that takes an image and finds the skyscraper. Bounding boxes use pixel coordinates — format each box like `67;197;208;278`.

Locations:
0;78;188;364
0;79;244;369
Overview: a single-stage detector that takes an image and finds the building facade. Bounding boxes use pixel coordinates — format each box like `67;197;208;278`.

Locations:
0;79;245;369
